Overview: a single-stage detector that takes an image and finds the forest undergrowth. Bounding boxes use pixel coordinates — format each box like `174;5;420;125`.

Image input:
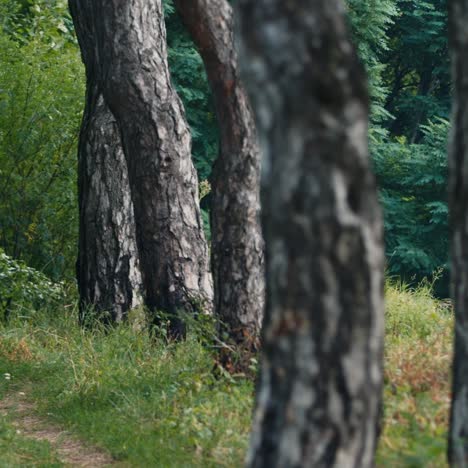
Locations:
0;281;453;467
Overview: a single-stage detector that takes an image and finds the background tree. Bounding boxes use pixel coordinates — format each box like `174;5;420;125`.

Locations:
237;0;385;466
347;0;399;124
448;0;468;464
174;0;264;358
0;0;451;300
69;0;143;323
80;0;213;335
373;118;449;291
348;0;451;294
163;0;219;186
383;0;450;142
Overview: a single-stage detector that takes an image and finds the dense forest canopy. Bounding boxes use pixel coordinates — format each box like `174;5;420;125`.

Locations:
0;0;450;291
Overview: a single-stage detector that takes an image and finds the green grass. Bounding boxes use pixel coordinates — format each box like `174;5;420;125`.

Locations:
0;378;60;468
0;308;253;466
0;281;454;466
0;416;60;467
378;280;452;467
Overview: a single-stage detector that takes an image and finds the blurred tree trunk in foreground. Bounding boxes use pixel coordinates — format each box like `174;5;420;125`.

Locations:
69;0;143;323
174;0;264;364
70;0;213;335
448;1;468;465
237;0;385;466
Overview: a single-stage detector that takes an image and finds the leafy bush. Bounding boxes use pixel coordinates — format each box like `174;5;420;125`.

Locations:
372;119;449;293
0;1;84;279
0;249;64;321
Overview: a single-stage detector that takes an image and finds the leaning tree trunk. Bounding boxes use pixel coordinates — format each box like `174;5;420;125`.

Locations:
70;0;143;323
237;1;385;466
174;0;264;357
87;0;213;337
448;1;468;465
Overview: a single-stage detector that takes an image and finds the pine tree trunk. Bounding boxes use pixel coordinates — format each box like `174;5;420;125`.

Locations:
448;2;468;465
89;0;213;336
70;0;143;323
174;0;264;354
237;1;385;466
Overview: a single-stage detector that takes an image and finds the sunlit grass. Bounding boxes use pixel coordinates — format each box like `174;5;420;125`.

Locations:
378;280;452;467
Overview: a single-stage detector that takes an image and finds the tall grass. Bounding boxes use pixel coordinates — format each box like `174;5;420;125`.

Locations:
0;306;253;466
0;281;454;466
379;280;453;467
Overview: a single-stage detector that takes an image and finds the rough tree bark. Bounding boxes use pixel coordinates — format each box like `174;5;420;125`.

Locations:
88;0;213;337
237;1;385;466
174;0;264;353
70;0;143;323
448;1;468;465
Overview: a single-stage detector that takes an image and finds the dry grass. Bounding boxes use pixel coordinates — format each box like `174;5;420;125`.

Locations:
0;337;34;362
378;281;453;466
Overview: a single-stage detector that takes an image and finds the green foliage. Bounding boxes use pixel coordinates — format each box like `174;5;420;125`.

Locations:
347;0;399;123
0;0;215;288
0;249;64;322
348;0;450;291
0;0;74;45
0;0;452;298
0;2;84;279
164;2;219;181
373;119;449;290
383;0;450;141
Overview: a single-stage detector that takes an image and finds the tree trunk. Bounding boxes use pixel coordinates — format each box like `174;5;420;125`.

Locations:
70;0;143;323
236;1;385;466
448;1;468;465
174;0;264;356
88;0;213;337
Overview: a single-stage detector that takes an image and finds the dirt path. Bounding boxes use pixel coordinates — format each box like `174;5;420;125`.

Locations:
0;390;115;467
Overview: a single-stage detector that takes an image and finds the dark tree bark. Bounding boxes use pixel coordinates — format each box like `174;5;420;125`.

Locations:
448;1;468;465
70;0;212;334
174;0;264;354
90;0;213;336
70;0;143;323
237;1;385;466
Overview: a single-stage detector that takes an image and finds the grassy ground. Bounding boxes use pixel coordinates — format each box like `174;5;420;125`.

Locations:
0;282;453;467
378;282;452;467
0;416;60;467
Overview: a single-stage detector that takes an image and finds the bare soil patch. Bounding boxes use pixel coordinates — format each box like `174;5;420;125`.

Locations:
0;391;115;467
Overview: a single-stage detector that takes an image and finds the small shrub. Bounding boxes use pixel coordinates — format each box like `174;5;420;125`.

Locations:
0;249;64;321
